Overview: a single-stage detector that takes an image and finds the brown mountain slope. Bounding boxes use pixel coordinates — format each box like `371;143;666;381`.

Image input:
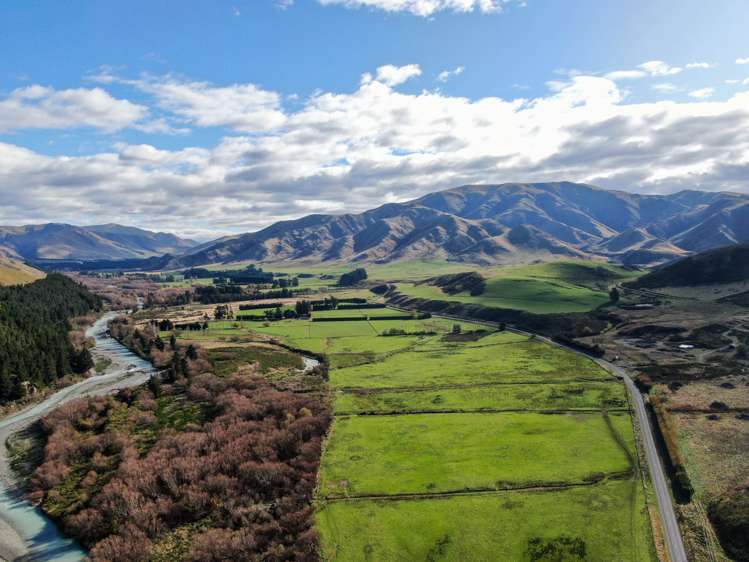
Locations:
175;182;749;267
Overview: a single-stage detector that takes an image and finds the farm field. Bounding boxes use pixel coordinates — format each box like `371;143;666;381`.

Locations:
320;411;635;496
158;302;655;561
396;260;640;314
334;380;627;414
318;479;652;562
301;308;652;561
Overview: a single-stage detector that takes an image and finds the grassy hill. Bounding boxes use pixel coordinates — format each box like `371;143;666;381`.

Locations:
0;257;44;285
396;260;639;314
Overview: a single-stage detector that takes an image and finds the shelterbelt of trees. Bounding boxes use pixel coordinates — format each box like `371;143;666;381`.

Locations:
0;274;102;402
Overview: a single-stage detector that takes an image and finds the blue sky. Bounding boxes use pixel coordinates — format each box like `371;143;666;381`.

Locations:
1;0;749;237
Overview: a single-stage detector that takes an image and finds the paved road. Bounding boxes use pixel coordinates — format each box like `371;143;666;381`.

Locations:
411;309;688;562
605;360;688;562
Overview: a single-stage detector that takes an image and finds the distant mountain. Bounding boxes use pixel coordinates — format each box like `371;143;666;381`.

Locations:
174;182;749;267
0;223;198;261
630;243;749;288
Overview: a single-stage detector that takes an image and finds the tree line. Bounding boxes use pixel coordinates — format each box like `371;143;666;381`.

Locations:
0;274;101;402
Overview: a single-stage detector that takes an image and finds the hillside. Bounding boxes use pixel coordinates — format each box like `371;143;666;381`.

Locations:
0;258;44;286
396;260;637;314
175;182;749;268
0;223;197;261
631;243;749;288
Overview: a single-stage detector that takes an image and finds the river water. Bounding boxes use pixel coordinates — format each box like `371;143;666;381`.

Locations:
0;313;156;561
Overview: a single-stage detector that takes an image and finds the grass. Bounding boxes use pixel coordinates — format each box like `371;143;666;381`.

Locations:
310;308;406;319
207;346;303;375
317;478;654;562
397;260;640;314
334;381;628;415
330;332;610;390
319;411;635;497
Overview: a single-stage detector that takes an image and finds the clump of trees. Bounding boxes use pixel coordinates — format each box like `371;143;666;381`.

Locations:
30;318;331;561
0;274;101;402
337;268;367;287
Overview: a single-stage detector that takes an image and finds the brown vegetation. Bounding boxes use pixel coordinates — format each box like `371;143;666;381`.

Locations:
30;315;330;561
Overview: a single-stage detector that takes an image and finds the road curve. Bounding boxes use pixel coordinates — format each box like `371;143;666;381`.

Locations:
0;312;157;562
404;309;688;562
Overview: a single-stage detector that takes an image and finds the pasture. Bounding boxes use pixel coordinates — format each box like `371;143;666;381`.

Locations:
397;260;640;314
317;479;653;562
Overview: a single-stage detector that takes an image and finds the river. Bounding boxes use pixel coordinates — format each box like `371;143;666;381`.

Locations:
0;313;157;561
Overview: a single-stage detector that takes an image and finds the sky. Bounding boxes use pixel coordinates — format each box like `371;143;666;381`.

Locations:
1;0;749;239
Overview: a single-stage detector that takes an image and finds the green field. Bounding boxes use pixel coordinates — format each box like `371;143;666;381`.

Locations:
334;380;627;415
397;260;640;314
302;305;653;561
330;332;610;390
320;412;634;496
317;479;652;562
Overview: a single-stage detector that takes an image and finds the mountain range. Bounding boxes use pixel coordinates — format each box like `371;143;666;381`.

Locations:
172;182;749;267
3;182;748;268
0;223;198;261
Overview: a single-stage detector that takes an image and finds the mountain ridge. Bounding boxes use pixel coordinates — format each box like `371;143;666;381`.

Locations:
0;223;198;261
173;182;749;267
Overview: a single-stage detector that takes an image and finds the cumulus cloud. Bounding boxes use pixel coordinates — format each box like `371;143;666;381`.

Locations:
0;85;149;133
135;76;287;132
437;66;465;82
316;0;515;17
366;64;422;86
685;62;713;69
736;57;749;65
2;65;749;237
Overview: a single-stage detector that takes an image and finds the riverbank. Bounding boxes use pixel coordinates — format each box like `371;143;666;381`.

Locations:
0;313;157;561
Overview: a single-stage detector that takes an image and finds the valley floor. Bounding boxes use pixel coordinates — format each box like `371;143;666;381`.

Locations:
235;314;657;561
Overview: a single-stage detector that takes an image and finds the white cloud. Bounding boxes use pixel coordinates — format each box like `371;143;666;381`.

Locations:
0;85;149;133
136;76;287;132
688;87;714;99
685;62;713;69
638;60;682;76
736;57;749;65
316;0;515;17
437;66;465;82
371;64;422;86
3;66;749;236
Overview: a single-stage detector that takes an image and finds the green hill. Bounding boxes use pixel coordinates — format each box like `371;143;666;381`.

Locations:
397;260;639;314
